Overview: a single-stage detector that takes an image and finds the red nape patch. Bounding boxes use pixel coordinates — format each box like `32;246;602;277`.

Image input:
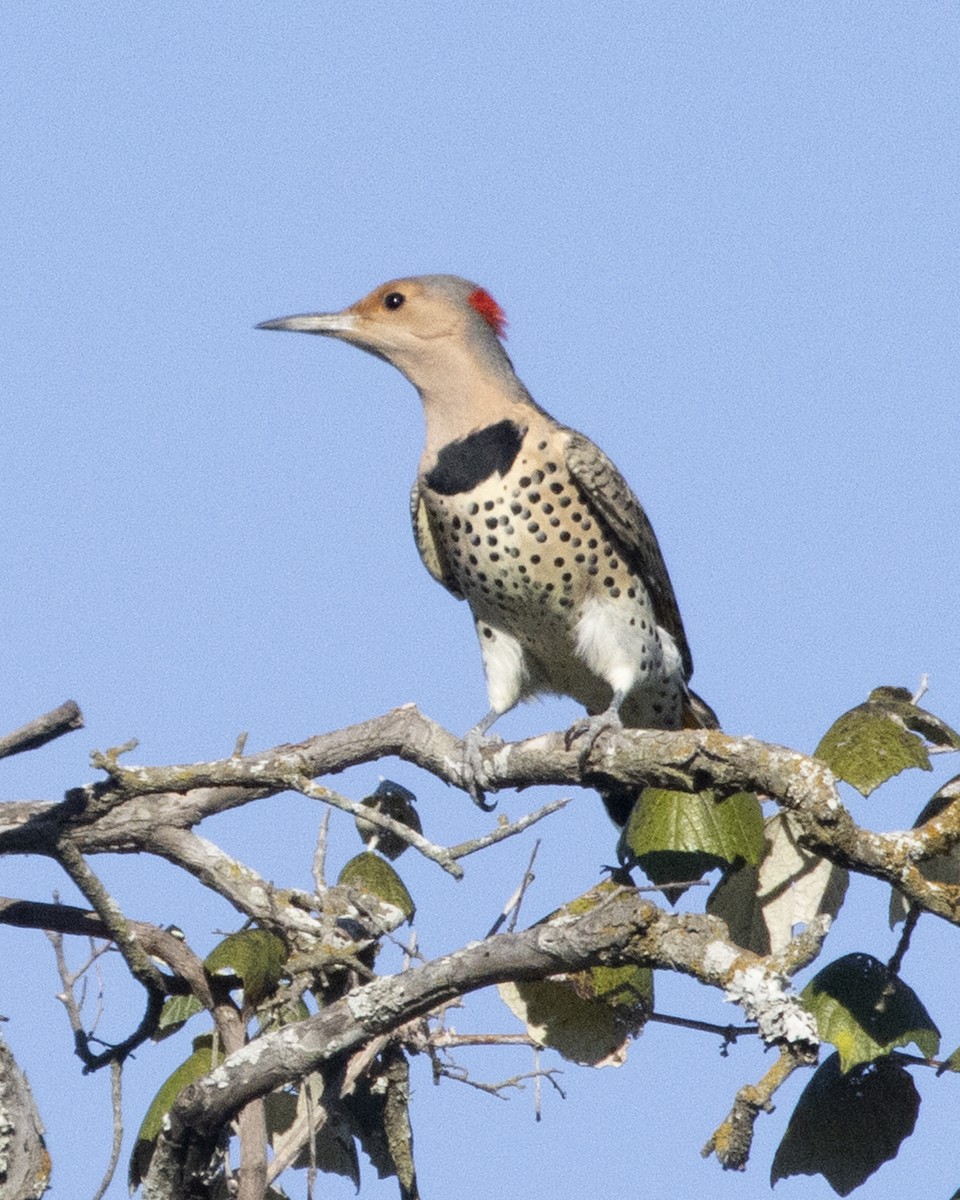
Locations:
468;288;508;339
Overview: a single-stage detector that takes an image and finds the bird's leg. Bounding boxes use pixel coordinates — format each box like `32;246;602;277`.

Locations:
565;690;625;767
460;708;503;810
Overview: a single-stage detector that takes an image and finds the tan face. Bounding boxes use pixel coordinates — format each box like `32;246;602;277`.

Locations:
258;277;467;359
341;278;465;346
258;275;510;403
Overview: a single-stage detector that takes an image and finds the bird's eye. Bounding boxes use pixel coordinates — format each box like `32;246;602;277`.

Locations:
383;291;405;311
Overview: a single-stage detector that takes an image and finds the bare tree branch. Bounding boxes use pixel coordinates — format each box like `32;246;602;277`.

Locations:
702;1043;816;1171
0;700;83;761
0;1030;51;1199
2;707;958;926
3;700;959;1197
143;892;824;1195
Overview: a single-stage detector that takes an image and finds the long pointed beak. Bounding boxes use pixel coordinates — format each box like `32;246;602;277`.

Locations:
256;311;359;335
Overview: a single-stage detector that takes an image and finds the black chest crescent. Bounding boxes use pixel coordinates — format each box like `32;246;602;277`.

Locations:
424;420;526;496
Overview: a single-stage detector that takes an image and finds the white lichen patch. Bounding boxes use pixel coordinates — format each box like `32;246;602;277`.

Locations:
794;755;840;811
725;964;818;1047
347;986;387;1021
703;939;740;977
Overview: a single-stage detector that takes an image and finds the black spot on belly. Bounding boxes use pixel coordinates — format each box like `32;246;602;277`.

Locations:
425;421;526;496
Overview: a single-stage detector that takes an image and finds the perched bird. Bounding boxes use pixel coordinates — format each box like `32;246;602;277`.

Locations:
259;275;717;819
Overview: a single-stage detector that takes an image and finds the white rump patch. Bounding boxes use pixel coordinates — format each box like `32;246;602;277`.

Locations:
575;597;663;696
657;625;683;678
476;622;528;715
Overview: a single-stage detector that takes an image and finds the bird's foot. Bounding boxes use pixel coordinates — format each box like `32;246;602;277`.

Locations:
460;725;503;811
565;708;623;769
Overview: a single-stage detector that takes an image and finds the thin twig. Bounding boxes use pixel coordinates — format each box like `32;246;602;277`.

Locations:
649;1012;758;1043
294;776;463;878
448;798;571;859
429;1031;539;1049
888;904;921;976
435;1060;564;1099
486;839;542;937
46;849;167;1070
91;1060;124;1200
312;808;330;893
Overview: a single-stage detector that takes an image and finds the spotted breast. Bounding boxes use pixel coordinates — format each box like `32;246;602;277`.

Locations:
413;414;687;729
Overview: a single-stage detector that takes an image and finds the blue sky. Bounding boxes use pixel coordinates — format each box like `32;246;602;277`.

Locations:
2;5;959;1198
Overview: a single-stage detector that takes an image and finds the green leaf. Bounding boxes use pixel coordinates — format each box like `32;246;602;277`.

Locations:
890;776;960;926
257;996;311;1035
868;686;960;750
340;1043;418;1198
205;928;288;1008
338;852;415;923
355;779;422;860
586;963;654;1012
620;788;764;895
129;1035;214;1187
815;686;959;796
155;992;205;1038
265;1084;360;1185
710;812;849;954
942;1045;960;1074
499;968;651;1067
802;953;939;1072
707;862;767;952
771;1052;920;1195
265;1088;298;1138
294;1110;360;1183
498;883;652;1065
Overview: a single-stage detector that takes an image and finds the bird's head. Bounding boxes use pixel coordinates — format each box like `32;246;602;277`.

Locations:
258;274;513;391
259;274;506;362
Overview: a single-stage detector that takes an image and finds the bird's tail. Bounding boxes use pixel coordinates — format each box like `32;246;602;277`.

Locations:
599;689;719;827
682;688;720;731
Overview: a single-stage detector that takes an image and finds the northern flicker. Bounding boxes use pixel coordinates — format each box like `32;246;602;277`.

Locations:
259;275;717;819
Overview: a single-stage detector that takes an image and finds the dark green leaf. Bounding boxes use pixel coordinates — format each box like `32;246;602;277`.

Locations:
205;928;288;1008
293;1110;360;1183
707;862;768;953
802;953;939;1071
868;686;960;750
265;1086;360;1185
257;996;311;1035
890;776;960;926
264;1089;298;1138
772;1052;919;1194
585;963;654;1013
499;970;650;1066
355;779;422;860
340;1043;418;1199
499;883;653;1064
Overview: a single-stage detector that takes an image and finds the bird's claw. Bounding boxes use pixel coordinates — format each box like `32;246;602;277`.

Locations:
565;710;623;769
461;727;502;810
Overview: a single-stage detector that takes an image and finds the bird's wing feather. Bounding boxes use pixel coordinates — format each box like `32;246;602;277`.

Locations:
564;430;694;678
410;481;466;600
